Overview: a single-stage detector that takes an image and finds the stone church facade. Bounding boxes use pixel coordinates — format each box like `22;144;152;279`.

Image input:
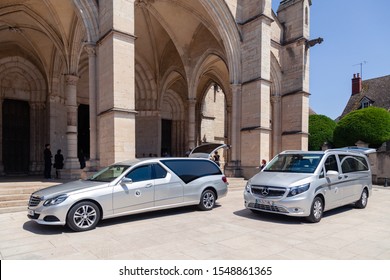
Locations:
0;0;311;179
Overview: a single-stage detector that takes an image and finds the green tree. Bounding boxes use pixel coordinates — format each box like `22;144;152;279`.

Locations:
333;107;390;148
309;115;336;150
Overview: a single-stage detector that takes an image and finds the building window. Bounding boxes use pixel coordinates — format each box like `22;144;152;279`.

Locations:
305;7;308;25
359;97;373;109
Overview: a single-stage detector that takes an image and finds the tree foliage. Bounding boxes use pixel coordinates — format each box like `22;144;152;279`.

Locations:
309;114;336;150
333;107;390;148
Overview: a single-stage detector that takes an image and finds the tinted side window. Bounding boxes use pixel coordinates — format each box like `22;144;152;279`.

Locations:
125;165;152;182
153;164;167;179
324;155;338;172
339;155;369;173
161;159;222;184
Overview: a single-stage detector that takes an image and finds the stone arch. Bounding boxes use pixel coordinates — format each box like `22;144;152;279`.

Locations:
72;0;99;43
198;0;242;84
189;51;231;147
135;56;158;110
0;56;46;102
0;56;47;174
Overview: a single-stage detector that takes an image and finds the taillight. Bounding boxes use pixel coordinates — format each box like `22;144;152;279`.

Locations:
222;176;228;183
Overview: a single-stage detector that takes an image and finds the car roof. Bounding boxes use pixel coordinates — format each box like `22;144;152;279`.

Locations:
280;146;375;156
113;157;212;166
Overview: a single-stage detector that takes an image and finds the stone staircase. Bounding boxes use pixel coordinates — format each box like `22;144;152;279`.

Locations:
0;181;62;214
226;177;247;191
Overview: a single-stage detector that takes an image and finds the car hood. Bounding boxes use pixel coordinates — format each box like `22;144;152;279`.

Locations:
32;180;108;199
249;171;314;187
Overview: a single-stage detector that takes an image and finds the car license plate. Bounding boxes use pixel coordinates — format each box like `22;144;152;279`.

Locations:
256;199;273;205
28;209;34;216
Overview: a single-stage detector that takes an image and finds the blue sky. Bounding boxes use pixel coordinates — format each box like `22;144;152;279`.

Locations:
272;0;390;119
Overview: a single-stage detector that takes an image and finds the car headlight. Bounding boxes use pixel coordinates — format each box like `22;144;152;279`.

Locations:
245;181;252;193
43;194;68;206
287;183;310;197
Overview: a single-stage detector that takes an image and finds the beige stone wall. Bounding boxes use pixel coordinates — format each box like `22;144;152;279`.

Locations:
0;0;311;179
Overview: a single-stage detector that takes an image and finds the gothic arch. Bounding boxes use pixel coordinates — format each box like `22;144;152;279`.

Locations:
0;56;46;101
135;56;158;110
0;56;47;174
72;0;99;43
199;0;242;84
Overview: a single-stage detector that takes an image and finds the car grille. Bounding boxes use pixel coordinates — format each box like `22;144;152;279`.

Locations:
248;202;288;213
250;185;286;198
28;195;41;207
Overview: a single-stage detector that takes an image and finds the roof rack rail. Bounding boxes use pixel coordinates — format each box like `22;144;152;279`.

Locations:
325;146;376;154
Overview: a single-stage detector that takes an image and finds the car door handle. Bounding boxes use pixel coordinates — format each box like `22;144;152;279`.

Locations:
145;183;153;188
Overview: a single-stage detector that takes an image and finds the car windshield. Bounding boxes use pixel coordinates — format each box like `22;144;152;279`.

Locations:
88;165;130;182
264;154;323;173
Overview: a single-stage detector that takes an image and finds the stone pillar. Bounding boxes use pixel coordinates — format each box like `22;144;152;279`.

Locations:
29;101;46;174
188;98;196;149
238;0;273;179
225;84;242;177
85;44;98;171
97;0;136;167
0;97;3;175
278;0;311;151
63;74;80;178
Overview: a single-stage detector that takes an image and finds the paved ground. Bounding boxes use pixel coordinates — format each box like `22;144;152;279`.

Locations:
0;181;389;260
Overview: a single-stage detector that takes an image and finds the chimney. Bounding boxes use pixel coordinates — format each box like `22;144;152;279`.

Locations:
352;73;362;95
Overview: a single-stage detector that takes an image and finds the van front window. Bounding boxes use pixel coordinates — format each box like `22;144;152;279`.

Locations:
264;154;323;173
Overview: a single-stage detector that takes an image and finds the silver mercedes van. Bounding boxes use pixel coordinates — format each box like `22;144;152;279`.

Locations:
244;147;374;222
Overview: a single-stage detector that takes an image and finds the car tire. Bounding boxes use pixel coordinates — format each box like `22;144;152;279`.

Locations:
306;196;323;223
355;188;368;209
198;189;216;211
67;201;100;232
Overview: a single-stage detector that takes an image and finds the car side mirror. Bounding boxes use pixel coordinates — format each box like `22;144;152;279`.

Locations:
120;177;133;185
326;170;339;178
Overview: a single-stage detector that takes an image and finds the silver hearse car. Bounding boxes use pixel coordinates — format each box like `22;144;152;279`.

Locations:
28;158;228;231
244;147;374;222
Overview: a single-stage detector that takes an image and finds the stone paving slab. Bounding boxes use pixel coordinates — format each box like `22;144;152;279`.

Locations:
0;185;389;260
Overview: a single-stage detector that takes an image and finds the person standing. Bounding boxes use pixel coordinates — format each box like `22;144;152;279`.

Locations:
54;149;64;179
260;159;267;170
213;151;220;166
78;149;86;169
43;144;52;179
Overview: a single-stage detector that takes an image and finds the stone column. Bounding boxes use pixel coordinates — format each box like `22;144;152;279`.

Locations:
85;44;98;171
0;97;3;175
97;0;136;167
29;101;46;174
238;0;273;178
224;84;242;177
187;99;196;149
63;74;80;177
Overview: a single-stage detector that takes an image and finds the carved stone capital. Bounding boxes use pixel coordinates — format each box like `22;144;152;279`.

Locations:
65;75;79;86
84;44;96;56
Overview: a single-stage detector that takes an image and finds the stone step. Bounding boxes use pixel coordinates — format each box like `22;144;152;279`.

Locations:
0;187;42;195
0;193;31;202
0;205;27;214
0;199;28;208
